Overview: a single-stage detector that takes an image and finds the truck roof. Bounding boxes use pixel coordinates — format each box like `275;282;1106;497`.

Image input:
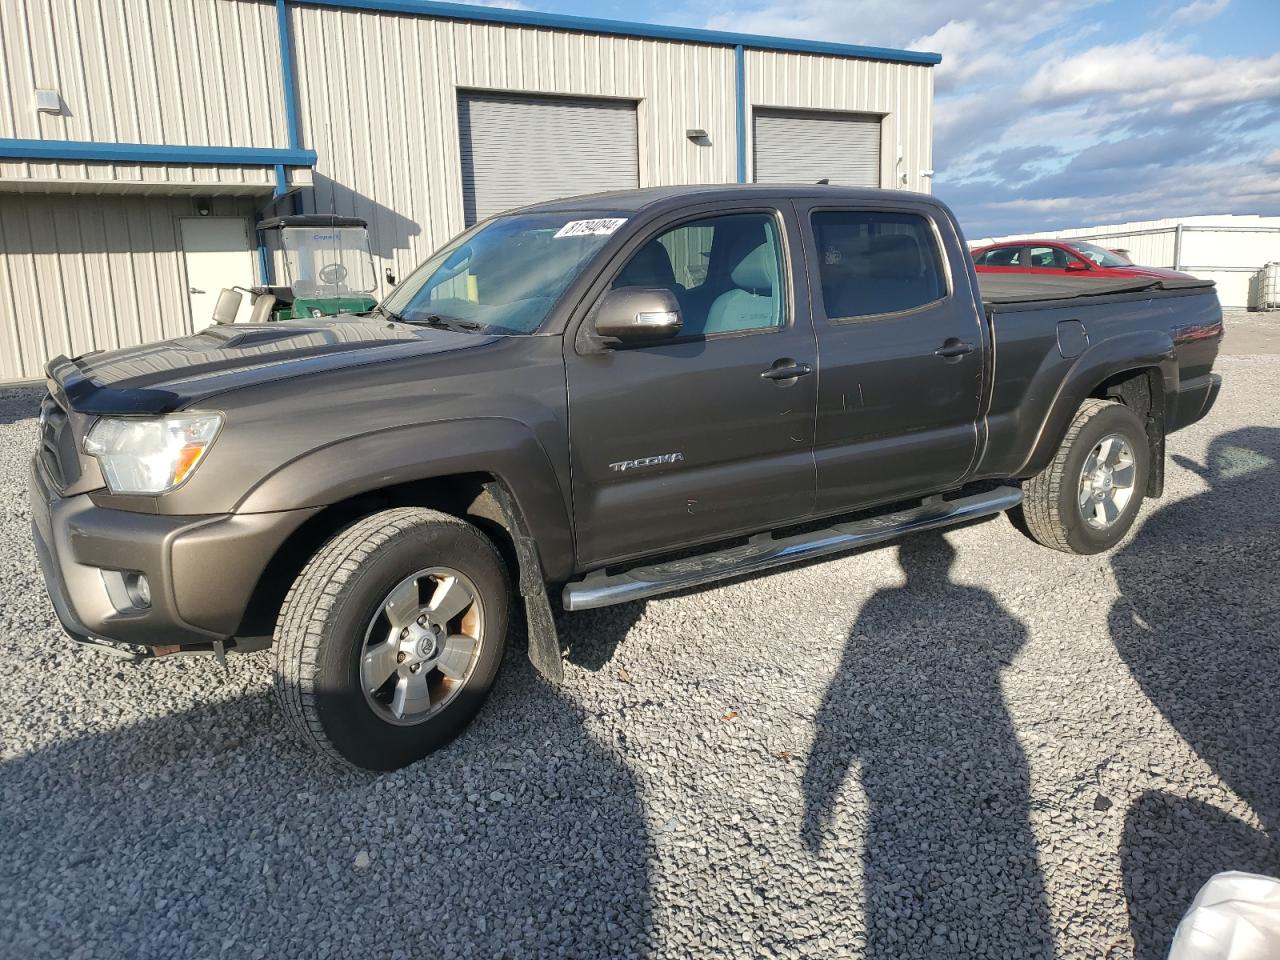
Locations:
516;183;941;215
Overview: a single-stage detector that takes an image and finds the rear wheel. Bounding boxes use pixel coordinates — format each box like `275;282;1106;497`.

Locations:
273;507;509;771
1017;398;1150;554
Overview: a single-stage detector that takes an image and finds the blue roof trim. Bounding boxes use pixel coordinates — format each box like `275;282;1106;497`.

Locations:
290;0;942;65
0;139;318;166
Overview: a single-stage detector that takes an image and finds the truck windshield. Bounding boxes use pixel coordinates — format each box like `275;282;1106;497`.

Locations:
379;212;627;335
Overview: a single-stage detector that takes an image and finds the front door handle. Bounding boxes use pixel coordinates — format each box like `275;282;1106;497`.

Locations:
934;339;975;359
761;360;813;381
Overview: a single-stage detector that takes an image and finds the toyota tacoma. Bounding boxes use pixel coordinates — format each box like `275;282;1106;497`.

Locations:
30;186;1223;770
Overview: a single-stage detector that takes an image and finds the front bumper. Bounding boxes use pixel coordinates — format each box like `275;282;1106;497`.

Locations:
29;457;318;652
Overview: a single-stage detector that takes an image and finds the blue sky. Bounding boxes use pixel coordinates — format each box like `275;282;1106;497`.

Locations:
484;0;1280;237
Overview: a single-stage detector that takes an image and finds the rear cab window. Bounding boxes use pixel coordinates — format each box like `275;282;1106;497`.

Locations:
810;210;949;320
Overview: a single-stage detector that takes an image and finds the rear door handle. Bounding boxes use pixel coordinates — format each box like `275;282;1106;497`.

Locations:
761;361;813;381
934;340;975;359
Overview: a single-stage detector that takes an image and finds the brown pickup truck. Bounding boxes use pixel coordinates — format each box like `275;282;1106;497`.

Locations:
31;185;1223;770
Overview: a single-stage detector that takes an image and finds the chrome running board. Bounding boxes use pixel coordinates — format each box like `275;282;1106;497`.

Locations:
562;485;1023;611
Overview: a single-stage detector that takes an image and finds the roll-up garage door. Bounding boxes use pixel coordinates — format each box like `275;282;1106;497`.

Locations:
753;109;881;187
458;93;640;226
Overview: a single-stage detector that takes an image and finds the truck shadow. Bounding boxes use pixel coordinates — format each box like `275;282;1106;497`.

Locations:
0;654;656;959
557;600;649;671
1111;427;1280;958
802;534;1056;958
0;385;42;427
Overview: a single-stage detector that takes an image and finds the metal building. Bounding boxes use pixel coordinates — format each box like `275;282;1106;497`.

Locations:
0;0;939;381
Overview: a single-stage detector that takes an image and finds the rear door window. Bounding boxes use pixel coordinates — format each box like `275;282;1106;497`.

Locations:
976;245;1023;266
811;211;948;320
1028;246;1070;270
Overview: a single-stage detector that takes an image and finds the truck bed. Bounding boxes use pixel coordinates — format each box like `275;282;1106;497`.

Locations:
978;273;1216;308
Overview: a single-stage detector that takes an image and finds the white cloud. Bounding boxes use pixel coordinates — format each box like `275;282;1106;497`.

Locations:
909;10;1099;92
1024;38;1280;114
696;0;1280;233
948;160;1280;237
703;0;972;48
1169;0;1231;24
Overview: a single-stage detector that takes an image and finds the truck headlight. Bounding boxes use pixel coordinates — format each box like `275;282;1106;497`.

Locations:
84;414;222;494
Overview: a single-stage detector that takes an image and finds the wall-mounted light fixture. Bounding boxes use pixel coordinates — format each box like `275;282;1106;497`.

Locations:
34;89;62;115
686;128;710;145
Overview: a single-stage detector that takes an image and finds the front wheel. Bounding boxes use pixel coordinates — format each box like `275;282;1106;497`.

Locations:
1016;398;1150;555
273;507;509;771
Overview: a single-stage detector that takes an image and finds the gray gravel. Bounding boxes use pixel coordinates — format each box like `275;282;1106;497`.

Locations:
0;353;1277;960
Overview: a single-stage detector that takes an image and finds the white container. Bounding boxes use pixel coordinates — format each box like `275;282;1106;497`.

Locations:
1252;262;1280;311
1167;871;1280;960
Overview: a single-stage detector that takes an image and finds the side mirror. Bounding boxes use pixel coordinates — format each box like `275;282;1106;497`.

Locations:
1065;260;1090;272
594;287;683;343
211;287;243;325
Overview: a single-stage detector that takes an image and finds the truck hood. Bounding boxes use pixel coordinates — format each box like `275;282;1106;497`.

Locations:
48;316;494;415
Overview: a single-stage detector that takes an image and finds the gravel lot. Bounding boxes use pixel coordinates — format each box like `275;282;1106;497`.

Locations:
1;329;1276;959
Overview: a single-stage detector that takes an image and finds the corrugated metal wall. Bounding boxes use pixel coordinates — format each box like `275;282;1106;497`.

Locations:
746;49;934;194
288;5;934;297
0;0;935;378
0;0;289;188
289;6;742;294
1;162;277;193
0;193;254;381
0;0;289;143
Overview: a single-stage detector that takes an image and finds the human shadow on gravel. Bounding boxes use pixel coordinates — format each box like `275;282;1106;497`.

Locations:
802;534;1055;959
1112;427;1280;958
0;655;656;959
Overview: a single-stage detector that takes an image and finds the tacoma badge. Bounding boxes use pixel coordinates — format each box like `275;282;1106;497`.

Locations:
608;452;685;472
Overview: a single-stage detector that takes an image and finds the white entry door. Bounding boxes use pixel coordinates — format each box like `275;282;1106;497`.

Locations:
180;217;256;329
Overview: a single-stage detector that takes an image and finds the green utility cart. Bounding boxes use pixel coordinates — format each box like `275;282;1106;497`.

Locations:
254;214;379;320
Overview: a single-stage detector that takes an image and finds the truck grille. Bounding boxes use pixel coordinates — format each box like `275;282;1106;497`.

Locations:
38;394;80;491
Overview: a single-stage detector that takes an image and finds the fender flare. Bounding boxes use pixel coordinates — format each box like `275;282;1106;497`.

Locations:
236;417;575;581
1019;329;1178;479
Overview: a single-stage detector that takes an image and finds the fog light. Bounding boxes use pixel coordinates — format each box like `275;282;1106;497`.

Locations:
124;572;151;609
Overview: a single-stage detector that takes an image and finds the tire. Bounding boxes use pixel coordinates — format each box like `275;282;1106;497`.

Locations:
1016;398;1150;555
273;507;509;771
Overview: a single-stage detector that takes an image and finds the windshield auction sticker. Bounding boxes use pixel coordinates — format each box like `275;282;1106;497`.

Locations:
554;218;628;238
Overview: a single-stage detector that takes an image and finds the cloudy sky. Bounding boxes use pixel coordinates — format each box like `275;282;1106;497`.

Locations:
489;0;1280;237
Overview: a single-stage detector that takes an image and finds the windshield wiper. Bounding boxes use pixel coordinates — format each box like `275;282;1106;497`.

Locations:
405;313;484;333
369;303;404;323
